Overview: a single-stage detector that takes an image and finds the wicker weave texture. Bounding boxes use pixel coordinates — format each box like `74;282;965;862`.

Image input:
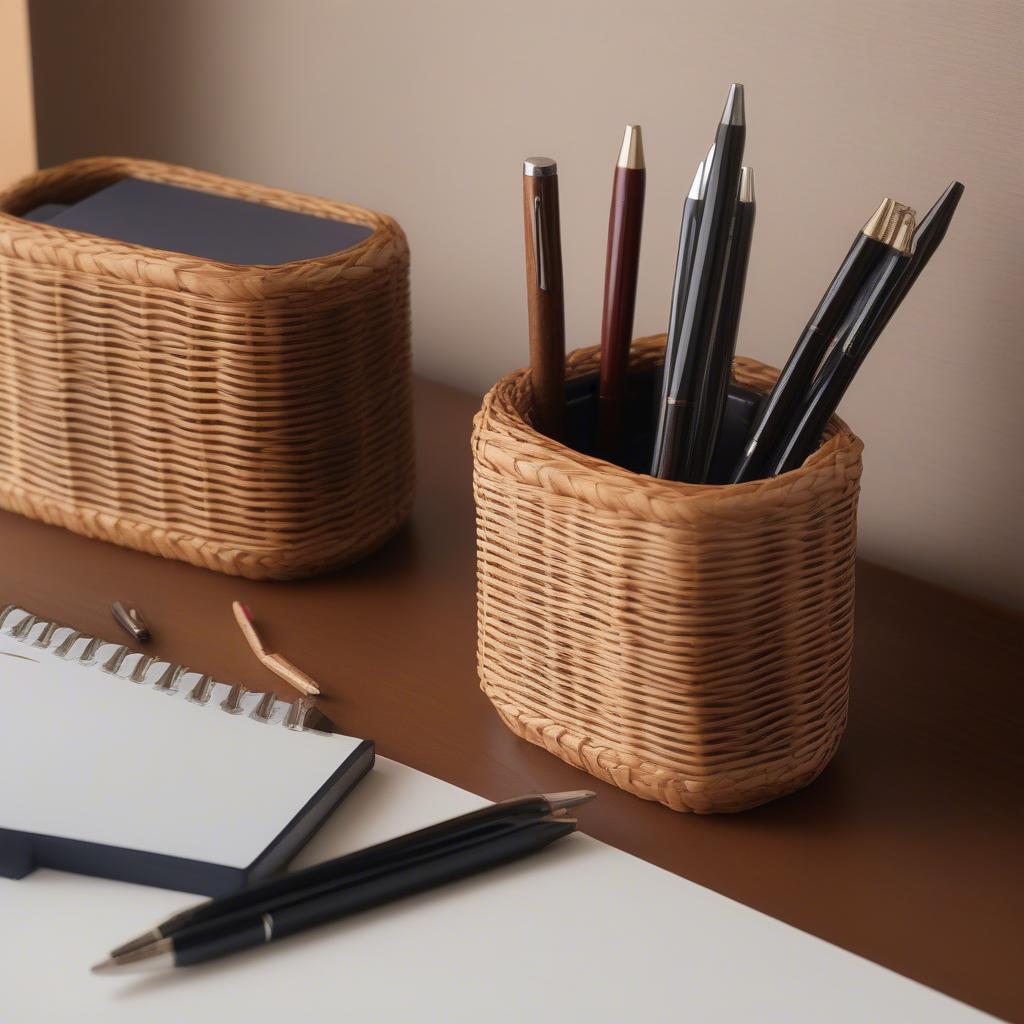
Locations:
0;158;413;579
473;338;863;813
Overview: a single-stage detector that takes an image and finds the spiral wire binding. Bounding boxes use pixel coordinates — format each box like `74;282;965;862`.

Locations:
0;606;318;733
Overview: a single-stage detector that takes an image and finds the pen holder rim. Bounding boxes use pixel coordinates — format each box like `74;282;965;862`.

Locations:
475;336;863;520
473;336;863;813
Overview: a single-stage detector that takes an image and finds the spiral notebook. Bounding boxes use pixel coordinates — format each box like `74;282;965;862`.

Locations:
0;605;374;896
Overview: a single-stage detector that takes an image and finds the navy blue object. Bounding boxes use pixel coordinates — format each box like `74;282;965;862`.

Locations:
28;178;374;265
0;740;374;896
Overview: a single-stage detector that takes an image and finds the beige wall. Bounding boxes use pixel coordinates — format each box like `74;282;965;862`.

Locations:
0;0;35;182
27;0;1024;610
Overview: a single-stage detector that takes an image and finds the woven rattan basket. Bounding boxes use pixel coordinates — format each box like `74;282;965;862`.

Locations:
0;157;413;579
473;337;863;813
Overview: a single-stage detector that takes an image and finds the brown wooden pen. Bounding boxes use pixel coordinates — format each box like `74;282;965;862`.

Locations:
597;125;646;459
522;157;566;440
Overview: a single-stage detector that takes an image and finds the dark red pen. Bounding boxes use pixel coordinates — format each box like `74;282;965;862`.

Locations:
597;124;646;459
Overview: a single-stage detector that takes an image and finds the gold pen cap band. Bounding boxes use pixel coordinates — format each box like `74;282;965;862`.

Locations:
616;125;645;169
862;198;917;254
523;157;557;177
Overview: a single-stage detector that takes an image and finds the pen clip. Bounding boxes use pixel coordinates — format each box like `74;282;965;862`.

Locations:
533;195;548;292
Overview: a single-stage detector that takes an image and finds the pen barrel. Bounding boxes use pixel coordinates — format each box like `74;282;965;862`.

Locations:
173;819;575;966
730;232;890;483
171;797;553;934
597;165;645;456
650;195;701;473
764;247;909;476
523;172;566;440
666;119;745;481
763;355;856;476
685;192;755;483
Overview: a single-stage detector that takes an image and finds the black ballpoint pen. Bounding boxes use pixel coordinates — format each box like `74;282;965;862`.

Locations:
651;83;746;481
762;203;917;476
844;181;964;346
651;147;711;458
730;197;918;484
104;790;594;961
686;164;756;483
94;815;580;973
769;181;964;477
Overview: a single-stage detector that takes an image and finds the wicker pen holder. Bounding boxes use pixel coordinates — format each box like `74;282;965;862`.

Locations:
473;337;864;813
0;158;413;579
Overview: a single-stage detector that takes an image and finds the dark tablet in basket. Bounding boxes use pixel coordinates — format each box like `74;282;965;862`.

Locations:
23;177;374;265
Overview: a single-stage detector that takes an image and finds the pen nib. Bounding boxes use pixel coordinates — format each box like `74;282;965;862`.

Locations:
91;938;174;975
721;83;745;126
543;790;597;812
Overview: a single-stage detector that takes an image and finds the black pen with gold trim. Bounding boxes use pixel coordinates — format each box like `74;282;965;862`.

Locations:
94;791;594;973
761;203;917;475
730;197;918;483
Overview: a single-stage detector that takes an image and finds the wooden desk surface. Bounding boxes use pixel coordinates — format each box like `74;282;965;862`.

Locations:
4;378;1022;1021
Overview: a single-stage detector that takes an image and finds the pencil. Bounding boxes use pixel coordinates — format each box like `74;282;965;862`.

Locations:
597;125;646;459
522;157;566;440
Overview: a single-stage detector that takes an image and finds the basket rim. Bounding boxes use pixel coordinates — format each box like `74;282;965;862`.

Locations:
0;156;404;299
472;336;864;521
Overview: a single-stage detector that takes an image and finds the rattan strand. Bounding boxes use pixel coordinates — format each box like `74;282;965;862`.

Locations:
0;158;413;578
473;338;862;812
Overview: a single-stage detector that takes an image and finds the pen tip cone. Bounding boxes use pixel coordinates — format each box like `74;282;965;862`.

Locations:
617;124;645;169
91;958;116;975
687;160;705;199
721;83;745;126
739;166;755;203
544;790;597;812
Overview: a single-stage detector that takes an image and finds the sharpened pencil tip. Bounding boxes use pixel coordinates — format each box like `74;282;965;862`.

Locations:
721;83;745;126
616;124;645;169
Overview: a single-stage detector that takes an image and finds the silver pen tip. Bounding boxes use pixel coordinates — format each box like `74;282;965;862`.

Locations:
108;928;164;959
687;161;705;200
91;938;175;975
699;144;716;196
543;790;597;812
739;166;755;203
721;83;745;126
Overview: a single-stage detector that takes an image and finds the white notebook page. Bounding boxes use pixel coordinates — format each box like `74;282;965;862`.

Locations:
0;614;362;867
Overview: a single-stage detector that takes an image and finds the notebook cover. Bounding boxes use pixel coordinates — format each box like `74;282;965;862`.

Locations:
35;178;374;265
0;608;375;896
